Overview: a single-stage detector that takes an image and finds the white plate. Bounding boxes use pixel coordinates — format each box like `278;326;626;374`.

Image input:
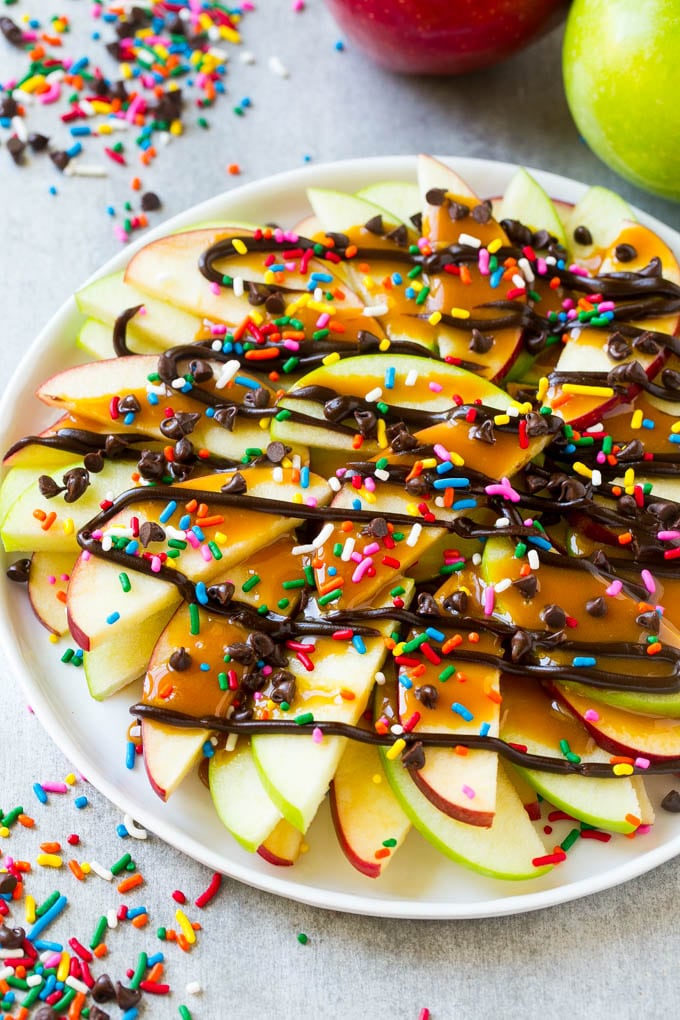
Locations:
2;155;680;920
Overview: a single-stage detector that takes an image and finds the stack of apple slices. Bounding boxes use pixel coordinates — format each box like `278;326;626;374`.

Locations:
5;154;680;887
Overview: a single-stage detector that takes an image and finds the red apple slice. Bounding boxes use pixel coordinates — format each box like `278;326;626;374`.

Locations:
28;551;76;636
257;819;303;867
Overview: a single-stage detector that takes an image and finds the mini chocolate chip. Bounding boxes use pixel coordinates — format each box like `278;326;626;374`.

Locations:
468;419;495;444
138;521;166;546
0;95;18;117
443;590;468;614
513;574;538;599
590;550;612;572
636;610;660;634
247;631;276;659
524;412;551;437
415;684;438;709
363;214;384;235
410;212;423;232
606;332;633;361
62;467;90;503
401;741;426;770
607;360;648;388
118;394;141;414
89;1006;111;1020
617;439;645;463
140;191;161;211
169;647;192;671
7;136;26;165
470;201;492;224
174;437;195;463
32;1007;59;1020
385;223;408;246
559;477;588;503
416;592;439;616
532;229;554;250
265;441;287;464
448;200;471;221
265;292;286;315
160;416;184;440
270;678;296;704
661;789;680;813
213;405;238;431
104;434;128;457
6;558;31;583
510;630;534;661
541;603;566;629
573;225;593;246
243;386;270;409
0;875;17;896
662;368;680;392
38;474;63;498
632;331;661;356
500;218;533;247
189;358;213;383
0;924;24;948
232;706;254;722
83;450;105;473
366;516;389;539
468;328;494;354
615;243;637;262
405;474;431;496
221;471;247;495
425;187;447;206
116;983;142;1010
225;642;256;665
354;409;377;438
137;450;166;480
585;596;607;617
207;581;234;605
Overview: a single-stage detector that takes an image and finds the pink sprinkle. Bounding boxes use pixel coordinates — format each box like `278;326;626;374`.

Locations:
362;542;380;556
428;381;443;393
566;308;577;320
596;452;606;464
658;530;680;541
45;952;62;969
261;665;273;677
315;312;330;328
185;532;200;549
584;709;600;722
483;585;495;616
292;0;305;10
209;282;221;296
598;301;615;312
462;785;475;799
38;83;61;105
91;529;103;540
200;545;212;562
641;569;656;594
113;225;129;244
364;476;376;492
350;551;363;564
150;556;162;573
312;727;323;744
82;550;91;561
634;757;650;769
537;257;547;275
433;443;450;462
283;339;300;351
351;556;374;583
305;496;318;507
636;824;652;836
48;575;56;585
485;478;520;503
41;782;69;794
478;248;490;276
568;263;589;277
211;324;227;336
605;580;622;596
561;297;575;310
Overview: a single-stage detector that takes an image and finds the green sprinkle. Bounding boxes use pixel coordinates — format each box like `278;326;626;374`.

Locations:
303;565;315;586
197;116;209;128
382;838;397;847
282;578;305;590
402;634;427;653
166;548;181;559
601;436;613;454
147;372;161;383
51;987;77;1012
514;542;527;558
129;950;148;990
415;285;430;305
566;751;582;763
20;984;43;1008
559;739;571;757
6;976;28;990
528;289;541;303
439;561;465;574
563;424;574;439
318;588;343;605
560;828;581;852
119;572;131;593
390;585;405;597
257;604;269;615
35;889;60;917
289;318;304;330
168;538;187;549
297;932;309;945
277;598;290;610
376;457;388;469
208;541;222;560
282;356;300;373
157;927;167;940
295;712;314;726
392;531;404;541
110;852;132;876
332;543;343;557
218;672;228;691
60;648;75;664
275;409;292;421
222;274;233;286
438;665;455;682
242;574;261;592
312;328;330;341
280;701;290;711
179;1006;193;1020
189;603;200;635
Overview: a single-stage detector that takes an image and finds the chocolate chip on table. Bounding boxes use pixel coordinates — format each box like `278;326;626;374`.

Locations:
28;132;50;152
0;924;25;948
49;150;70;171
363;214;384;235
32;1007;59;1020
614;242;637;262
6;558;31;583
7;136;26;165
573;224;593;246
661;789;680;813
116;983;142;1010
0;16;24;46
89;1006;111;1020
0;875;18;895
92;974;116;1002
140;191;162;211
169;647;192;671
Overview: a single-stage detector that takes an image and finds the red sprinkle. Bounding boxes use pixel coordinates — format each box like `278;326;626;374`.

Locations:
171;890;186;904
195;871;222;908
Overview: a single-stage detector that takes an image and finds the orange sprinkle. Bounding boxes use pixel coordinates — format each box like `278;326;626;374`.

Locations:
467;632;480;644
57;590;68;604
625;813;641;827
41;511;57;531
184;498;198;512
617;532;633;545
93;944;108;959
459;264;472;285
227;164;241;175
117;872;144;894
442;635;462;654
33;509;47;521
339;688;355;701
519;564;532;577
647;642;663;655
454;745;469;756
177;933;191;952
344;244;358;258
196;502;209;518
374;848;390;860
165;929;177;941
132;913;149;929
550;392;572;410
68;860;85;881
67;991;86;1019
444;485;454;508
130;176;142;191
374;720;389;735
15;966;26;980
609;756;635;765
17;814;34;828
352;434;364;449
455;671;467;683
146;962;164;983
409;663;427;678
195;515;224;528
340;521;354;532
486;689;503;704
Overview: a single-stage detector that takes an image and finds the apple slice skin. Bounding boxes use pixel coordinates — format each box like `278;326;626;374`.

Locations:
257;819;303;867
27;551;76;636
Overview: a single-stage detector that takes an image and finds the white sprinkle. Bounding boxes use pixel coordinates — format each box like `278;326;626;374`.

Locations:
494;518;510;528
314;287;324;302
101;535;113;552
66;977;89;995
233;276;244;298
105;117;130;132
591;469;602;487
0;967;13;981
124;814;147;839
374;469;390;482
0;949;25;960
341;536;355;562
240;49;256;64
26;974;43;987
364;386;382;402
405;369;418;387
89;861;114;882
545;255;557;265
517;257;535;282
208;25;221;41
472;552;482;565
585;422;604;433
507;405;519;417
434;496;445;508
107;908;118;929
157;130;171;148
291;542;315;556
406;522;422;547
186;981;203;995
208;47;229;61
226;733;238;752
495;578;512;593
528;549;540;570
11;89;34;105
215;359;240;389
64;163;108;178
374;671;386;686
269;55;290;77
11;116;27;142
328;476;342;491
273;466;284;483
363;303;389;317
390;723;404;735
172;376;186;389
511;273;526;289
80;99;95;117
146;382;166;397
211;339;223;352
313;522;335;549
458;232;481;249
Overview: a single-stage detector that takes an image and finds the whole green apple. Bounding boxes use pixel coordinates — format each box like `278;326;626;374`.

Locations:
563;0;680;202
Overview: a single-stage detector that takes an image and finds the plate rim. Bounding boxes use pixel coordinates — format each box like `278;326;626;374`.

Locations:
2;153;680;919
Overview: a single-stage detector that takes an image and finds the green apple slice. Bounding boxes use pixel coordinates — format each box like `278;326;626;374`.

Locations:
307;188;404;235
563;186;635;263
77;319;121;360
329;736;411;878
84;605;176;701
356;181;420;226
251;579;414;834
498;167;567;249
210;739;284;853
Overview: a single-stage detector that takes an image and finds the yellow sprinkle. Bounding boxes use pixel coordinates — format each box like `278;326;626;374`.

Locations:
428;311;442;326
307;300;334;314
63;518;74;535
493;414;510;426
64;773;76;786
406;502;419;516
175;908;197;945
49;633;59;644
291;493;303;504
263;269;276;284
137;27;152;37
36;853;63;868
90;101;112;115
0;828;9;838
377;418;388;449
258;417;269;430
300;842;309;854
232;238;248;255
536;376;550;403
393;642;405;657
561;384;614;397
378;338;391;352
363;490;377;504
20;75;43;94
215;531;227;544
613;763;634;776
420;458;437;469
190;49;202;65
169;119;183;136
219;25;241;43
362;275;376;292
120;63;133;80
386;738;406;761
80;862;91;875
512;401;533;414
630;409;643;429
623;468;635;487
281;458;292;469
671;421;680;434
450;307;470;319
573;462;593;478
251;310;263;326
372;774;382;784
322;352;341;366
487;238;503;253
97;123;113;135
25;895;36;925
450;451;465;467
57;952;70;983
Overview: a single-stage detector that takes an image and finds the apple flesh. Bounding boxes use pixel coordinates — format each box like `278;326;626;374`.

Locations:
210;740;284;853
27;551;76;636
257;819;303;867
325;0;566;75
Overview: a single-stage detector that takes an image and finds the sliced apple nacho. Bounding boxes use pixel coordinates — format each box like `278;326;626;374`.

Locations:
5;155;680;884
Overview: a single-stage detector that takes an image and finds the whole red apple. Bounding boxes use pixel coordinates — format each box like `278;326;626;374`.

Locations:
324;0;568;75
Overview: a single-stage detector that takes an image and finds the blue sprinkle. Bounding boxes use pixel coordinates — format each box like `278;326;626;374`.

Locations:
206;406;215;417
391;272;402;285
352;498;362;510
106;206;115;216
335;39;345;50
125;741;136;770
435;461;453;475
199;662;210;672
159;500;177;523
147;392;158;406
202;740;215;758
123;411;135;426
65;141;82;159
669;434;680;444
432;477;470;490
453;499;478;511
384;366;396;389
573;656;596;667
71;57;89;73
642;419;655;429
74;796;88;809
116;824;129;838
234;375;259;389
479;721;491;737
196;581;209;605
527;535;552;551
489;268;504;288
49;186;58;196
33;941;63;952
41;974;57;998
399;673;413;689
192;524;205;541
27;895;68;940
33;782;48;804
106;612;120;625
70;125;91;137
303;154;312;163
425;627;445;643
91;30;100;39
125;540;139;556
179;514;191;531
147;952;164;966
300;465;310;489
451;702;474;722
328;565;337;576
563;443;576;454
126;905;148;919
121;1009;139;1020
405;286;416;300
352;634;366;654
